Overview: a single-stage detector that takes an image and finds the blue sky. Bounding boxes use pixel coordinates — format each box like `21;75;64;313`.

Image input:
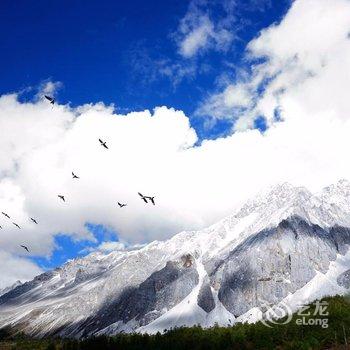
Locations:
33;224;118;269
1;0;290;139
0;0;292;271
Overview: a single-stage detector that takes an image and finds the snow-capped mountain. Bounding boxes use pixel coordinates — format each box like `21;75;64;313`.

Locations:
0;281;22;298
1;180;350;337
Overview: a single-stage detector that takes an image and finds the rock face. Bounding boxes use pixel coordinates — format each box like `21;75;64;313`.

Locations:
59;256;200;337
2;180;350;337
0;281;22;298
214;217;347;316
197;278;215;313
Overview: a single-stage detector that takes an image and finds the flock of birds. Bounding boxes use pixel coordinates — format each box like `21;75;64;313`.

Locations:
1;95;156;253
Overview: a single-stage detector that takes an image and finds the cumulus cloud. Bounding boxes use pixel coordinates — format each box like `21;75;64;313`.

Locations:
2;0;350;288
197;0;350;130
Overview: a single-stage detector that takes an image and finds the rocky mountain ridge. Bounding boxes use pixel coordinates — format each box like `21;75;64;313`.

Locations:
1;180;350;337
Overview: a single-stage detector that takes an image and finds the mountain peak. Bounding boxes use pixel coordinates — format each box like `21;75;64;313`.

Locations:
221;180;350;245
0;280;22;297
265;182;311;198
322;178;350;197
237;182;312;219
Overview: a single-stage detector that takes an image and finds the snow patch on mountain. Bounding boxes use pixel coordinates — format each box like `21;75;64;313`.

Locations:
283;248;350;312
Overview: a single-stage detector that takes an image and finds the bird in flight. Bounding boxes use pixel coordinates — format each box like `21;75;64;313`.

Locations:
147;196;156;205
118;202;127;208
99;139;109;149
72;172;79;179
30;218;38;224
20;245;29;253
2;212;10;219
138;192;148;203
0;225;2;229
12;222;21;229
44;95;55;105
58;195;65;202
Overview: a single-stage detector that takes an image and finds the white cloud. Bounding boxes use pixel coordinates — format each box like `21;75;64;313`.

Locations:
37;81;63;99
197;0;350;129
175;0;274;59
96;241;126;252
196;83;253;119
179;16;213;57
81;240;146;254
2;0;350;289
0;251;43;289
176;1;235;58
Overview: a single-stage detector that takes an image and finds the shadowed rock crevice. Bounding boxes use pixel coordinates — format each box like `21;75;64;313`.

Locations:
197;278;215;312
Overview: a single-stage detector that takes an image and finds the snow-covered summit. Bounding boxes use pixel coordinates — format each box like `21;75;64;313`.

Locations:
234;179;350;231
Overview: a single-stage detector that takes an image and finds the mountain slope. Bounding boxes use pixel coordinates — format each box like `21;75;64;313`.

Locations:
0;281;22;298
1;180;350;337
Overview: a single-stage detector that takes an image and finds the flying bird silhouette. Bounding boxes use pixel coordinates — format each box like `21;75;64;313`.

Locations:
2;212;10;219
118;202;127;208
58;195;65;202
138;192;148;203
12;222;21;229
30;218;38;224
20;245;29;253
99;139;109;149
147;196;155;205
72;172;79;179
44;95;55;105
0;225;2;229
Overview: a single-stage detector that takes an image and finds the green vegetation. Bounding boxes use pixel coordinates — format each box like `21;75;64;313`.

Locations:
0;295;349;350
